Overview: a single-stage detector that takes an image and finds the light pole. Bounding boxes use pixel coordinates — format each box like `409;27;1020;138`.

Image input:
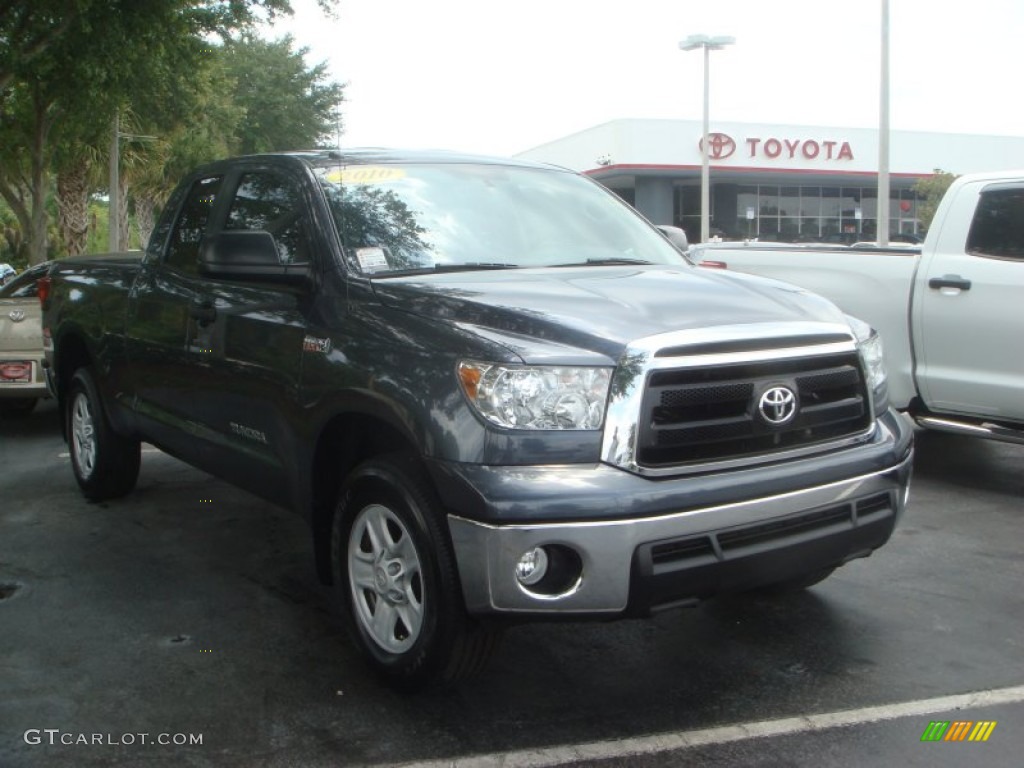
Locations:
109;112;120;252
109;111;158;252
680;34;734;243
877;0;890;246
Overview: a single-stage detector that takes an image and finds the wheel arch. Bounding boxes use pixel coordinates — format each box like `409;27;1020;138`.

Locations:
52;328;94;439
309;411;422;585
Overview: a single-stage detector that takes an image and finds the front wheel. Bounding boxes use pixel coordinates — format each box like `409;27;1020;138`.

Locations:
331;454;500;690
66;367;141;501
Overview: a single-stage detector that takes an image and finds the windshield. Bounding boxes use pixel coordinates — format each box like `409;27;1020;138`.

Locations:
314;162;687;276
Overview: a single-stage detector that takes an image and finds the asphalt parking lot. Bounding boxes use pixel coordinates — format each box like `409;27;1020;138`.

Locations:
2;400;1022;767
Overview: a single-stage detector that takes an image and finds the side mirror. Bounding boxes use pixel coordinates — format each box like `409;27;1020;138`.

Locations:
200;231;312;284
656;225;689;253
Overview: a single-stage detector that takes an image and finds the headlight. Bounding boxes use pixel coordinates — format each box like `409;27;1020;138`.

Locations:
458;361;612;430
846;315;888;415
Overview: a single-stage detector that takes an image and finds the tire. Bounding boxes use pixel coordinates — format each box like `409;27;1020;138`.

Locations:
749;566;837;596
331;454;500;691
0;398;37;418
66;367;141;501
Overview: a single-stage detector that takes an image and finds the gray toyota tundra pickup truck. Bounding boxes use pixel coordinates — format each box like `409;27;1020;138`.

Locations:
41;150;913;689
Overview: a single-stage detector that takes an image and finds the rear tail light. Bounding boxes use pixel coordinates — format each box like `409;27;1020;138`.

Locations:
37;276;51;305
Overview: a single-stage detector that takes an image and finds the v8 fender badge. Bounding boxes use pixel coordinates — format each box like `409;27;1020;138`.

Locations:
303;335;332;354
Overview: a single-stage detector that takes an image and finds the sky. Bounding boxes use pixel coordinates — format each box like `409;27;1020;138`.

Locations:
268;0;1024;158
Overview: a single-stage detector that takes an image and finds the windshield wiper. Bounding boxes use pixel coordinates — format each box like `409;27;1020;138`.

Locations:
430;262;520;273
551;257;655;267
370;262;520;278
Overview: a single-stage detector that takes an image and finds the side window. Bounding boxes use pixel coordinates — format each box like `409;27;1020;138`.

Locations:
225;172;310;264
166;176;223;273
966;187;1024;260
145;182;188;261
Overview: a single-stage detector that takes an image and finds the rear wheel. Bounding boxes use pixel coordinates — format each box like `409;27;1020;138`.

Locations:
67;367;140;501
0;398;37;418
331;454;500;690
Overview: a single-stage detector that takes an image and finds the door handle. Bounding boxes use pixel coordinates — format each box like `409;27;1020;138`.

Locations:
928;275;972;291
189;301;217;327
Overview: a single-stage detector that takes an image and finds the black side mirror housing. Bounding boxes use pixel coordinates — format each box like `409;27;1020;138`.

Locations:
200;231;312;284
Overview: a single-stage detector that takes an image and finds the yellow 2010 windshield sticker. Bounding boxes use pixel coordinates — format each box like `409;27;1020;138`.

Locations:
322;166;406;185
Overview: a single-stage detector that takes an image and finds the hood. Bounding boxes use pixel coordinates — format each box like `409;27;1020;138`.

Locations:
371;264;849;363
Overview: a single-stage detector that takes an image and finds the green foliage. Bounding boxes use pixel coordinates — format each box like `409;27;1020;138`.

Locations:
0;197;25;267
85;199;112;254
0;0;341;262
913;169;958;232
221;35;345;154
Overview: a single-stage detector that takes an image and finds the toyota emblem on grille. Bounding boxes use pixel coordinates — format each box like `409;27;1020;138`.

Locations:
758;386;797;426
8;309;25;322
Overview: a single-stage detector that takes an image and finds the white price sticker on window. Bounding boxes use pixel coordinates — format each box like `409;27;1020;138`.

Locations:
356;247;390;272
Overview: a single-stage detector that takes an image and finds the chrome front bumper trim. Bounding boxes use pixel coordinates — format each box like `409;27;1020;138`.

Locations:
448;452;912;615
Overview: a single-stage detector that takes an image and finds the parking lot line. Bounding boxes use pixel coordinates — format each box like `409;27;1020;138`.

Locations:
395;684;1024;768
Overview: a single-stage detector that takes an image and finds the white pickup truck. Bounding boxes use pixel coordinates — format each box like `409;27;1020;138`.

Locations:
689;170;1024;444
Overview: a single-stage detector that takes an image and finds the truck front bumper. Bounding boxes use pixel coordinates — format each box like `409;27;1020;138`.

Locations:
440;412;913;617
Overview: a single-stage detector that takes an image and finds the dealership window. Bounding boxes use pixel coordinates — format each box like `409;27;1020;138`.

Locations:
672;185;699;240
613;187;635;207
800;187;821;217
759;186;779;215
821;187;841;218
799;187;821;239
780;187;800;218
666;180;922;242
741;184;921;241
892;188;923;235
733;185;757;239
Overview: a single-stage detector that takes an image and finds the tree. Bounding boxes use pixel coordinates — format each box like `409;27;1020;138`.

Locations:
0;0;337;265
0;0;88;92
222;34;344;155
121;34;343;248
914;169;958;233
123;58;245;248
0;197;26;266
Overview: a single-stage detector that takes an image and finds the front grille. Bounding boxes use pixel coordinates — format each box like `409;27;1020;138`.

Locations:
637;352;871;467
648;491;894;572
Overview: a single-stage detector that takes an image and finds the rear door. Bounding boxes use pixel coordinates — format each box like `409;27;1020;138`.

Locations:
913;181;1024;422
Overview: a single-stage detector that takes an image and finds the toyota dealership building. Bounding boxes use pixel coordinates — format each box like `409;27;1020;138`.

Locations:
516;119;1024;243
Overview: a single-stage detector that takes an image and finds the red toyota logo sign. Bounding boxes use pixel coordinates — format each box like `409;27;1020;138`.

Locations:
700;133;736;160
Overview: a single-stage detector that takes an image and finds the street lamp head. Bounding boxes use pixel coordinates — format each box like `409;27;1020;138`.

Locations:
679;34;736;51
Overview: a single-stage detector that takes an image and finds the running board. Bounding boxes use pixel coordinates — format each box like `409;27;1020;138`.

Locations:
914;415;1024;446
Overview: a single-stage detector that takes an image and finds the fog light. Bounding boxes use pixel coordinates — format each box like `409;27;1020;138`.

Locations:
515;547;549;586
